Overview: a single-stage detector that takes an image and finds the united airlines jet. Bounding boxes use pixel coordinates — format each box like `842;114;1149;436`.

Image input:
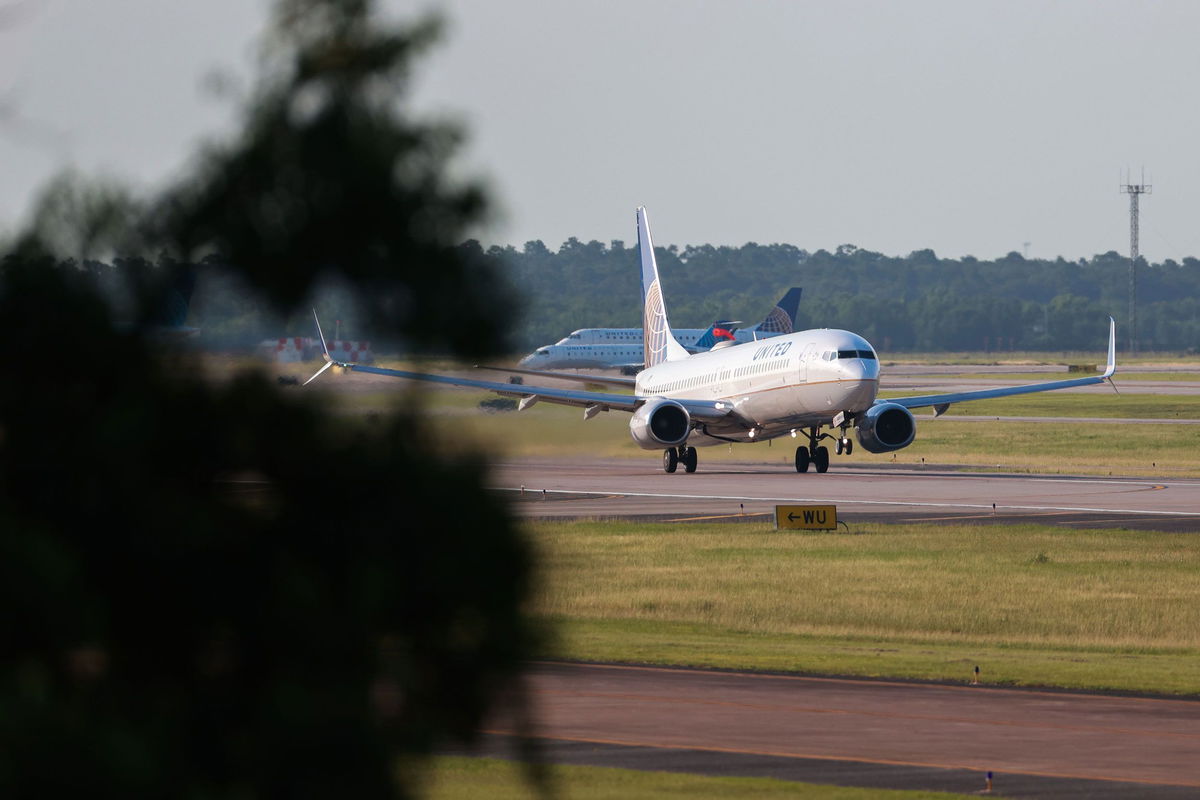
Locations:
307;207;1116;474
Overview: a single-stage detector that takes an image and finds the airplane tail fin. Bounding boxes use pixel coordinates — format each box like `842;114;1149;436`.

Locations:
637;206;691;368
752;287;803;334
694;321;739;350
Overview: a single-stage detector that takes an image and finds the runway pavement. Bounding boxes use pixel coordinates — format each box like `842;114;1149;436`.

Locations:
495;457;1200;532
458;662;1200;798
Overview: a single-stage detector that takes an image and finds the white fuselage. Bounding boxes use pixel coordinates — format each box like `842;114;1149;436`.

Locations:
634;328;880;446
520;342;643;370
520;326;783;370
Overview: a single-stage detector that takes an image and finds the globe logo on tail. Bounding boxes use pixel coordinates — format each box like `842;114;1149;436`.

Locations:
758;305;793;334
643;280;672;368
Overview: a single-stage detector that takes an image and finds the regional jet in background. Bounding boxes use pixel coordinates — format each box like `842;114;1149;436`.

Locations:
517;287;802;373
515;321;737;374
307;207;1116;475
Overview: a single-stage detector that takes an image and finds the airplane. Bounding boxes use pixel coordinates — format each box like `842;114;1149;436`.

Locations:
516;320;736;374
516;287;802;373
306;207;1117;475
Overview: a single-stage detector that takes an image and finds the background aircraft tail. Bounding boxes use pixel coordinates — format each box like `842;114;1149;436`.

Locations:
751;287;802;334
693;321;738;350
637;207;691;368
147;265;201;338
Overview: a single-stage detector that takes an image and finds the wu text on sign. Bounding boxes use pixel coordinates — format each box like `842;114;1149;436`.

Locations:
775;504;837;530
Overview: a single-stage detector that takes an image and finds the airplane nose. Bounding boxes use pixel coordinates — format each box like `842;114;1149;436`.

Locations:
843;357;879;382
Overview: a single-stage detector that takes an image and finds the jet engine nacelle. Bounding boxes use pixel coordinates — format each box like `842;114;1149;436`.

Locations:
629;398;692;449
855;402;916;454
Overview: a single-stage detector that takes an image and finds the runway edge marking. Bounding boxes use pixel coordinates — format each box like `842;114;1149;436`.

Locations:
497;487;1200;517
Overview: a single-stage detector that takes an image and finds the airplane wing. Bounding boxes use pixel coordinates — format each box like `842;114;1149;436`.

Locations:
338;363;733;421
474;365;638;389
881;317;1117;415
346;364;643;410
305;314;732;421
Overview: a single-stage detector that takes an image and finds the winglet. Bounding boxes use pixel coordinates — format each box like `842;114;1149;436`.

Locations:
313;308;331;363
304;309;336;386
1102;316;1116;379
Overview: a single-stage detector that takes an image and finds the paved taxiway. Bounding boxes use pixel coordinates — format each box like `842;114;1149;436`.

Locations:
495;457;1200;531
462;662;1200;798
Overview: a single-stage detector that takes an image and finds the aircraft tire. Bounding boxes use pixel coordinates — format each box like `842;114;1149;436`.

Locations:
844;438;853;455
835;438;844;456
663;449;679;473
795;446;810;473
814;446;830;473
683;447;698;473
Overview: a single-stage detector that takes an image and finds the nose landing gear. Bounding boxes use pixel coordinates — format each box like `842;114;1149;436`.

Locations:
795;423;853;474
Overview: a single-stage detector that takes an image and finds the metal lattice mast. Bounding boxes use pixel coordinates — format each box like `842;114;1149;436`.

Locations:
1120;172;1151;356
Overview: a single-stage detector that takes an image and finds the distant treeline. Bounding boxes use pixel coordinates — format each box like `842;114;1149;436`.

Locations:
51;242;1200;354
482;239;1200;354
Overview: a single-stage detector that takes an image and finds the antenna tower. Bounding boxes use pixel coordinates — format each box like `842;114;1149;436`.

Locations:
1119;170;1151;356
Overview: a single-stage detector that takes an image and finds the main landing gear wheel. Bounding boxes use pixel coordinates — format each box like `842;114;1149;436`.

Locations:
682;446;698;473
795;446;810;473
814;445;830;473
663;448;678;473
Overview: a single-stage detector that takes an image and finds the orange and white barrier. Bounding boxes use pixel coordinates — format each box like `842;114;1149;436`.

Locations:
259;336;316;363
328;340;373;363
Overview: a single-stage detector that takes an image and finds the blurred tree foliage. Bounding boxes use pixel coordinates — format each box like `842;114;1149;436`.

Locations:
0;1;535;797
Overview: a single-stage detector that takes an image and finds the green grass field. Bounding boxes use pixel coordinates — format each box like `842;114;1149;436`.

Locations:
419;757;969;799
528;520;1200;695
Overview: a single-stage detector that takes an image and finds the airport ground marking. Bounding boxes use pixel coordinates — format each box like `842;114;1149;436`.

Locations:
496;461;1200;488
499;486;1200;517
661;512;772;522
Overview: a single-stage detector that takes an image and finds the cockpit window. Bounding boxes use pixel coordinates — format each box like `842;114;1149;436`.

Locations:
858;350;877;360
835;349;877;360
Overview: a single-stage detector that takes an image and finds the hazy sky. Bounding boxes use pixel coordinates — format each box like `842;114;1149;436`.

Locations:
3;1;1198;260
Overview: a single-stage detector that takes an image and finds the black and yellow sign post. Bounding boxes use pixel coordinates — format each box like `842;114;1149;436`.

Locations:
775;504;837;530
